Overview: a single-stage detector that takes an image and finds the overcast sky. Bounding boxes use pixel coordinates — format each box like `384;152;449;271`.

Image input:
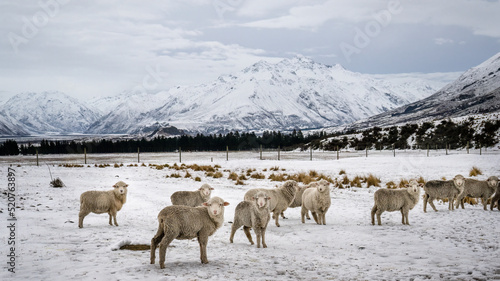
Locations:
1;0;499;101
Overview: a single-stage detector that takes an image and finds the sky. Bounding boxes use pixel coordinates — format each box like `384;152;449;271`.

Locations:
1;0;499;101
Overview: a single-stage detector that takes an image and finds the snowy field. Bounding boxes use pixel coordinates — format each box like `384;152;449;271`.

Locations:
1;150;499;281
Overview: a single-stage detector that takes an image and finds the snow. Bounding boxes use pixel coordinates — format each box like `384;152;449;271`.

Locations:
1;151;499;280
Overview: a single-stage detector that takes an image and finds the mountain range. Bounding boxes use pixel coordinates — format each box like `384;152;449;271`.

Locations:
2;53;497;137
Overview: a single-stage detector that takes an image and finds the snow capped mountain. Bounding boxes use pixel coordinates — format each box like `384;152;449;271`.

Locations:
345;52;500;130
88;56;444;135
1;92;101;134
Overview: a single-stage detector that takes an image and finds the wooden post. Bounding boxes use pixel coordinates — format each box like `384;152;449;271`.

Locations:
179;147;182;163
278;146;280;161
446;143;448;155
365;147;368;158
36;149;39;166
84;147;87;164
226;146;228;161
427;144;429;157
393;144;395;157
310;146;312;161
260;145;262;160
137;147;140;163
336;146;339;160
479;144;482;155
467;141;469;154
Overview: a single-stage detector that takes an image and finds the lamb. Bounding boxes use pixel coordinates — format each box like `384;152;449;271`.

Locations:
170;183;213;207
78;181;128;228
455;176;499;210
423;175;465;212
371;179;422;226
150;196;229;268
301;180;331;225
284;182;315;220
230;191;271;248
244;180;297;227
489;176;500;211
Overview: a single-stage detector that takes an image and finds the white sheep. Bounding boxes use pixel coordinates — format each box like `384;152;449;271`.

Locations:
150;196;229;268
301;180;331;225
78;181;128;228
244;180;297;227
423;175;465;212
489;176;500;211
285;182;315;220
170;183;213;207
230;191;271;248
371;179;422;226
455;176;499;210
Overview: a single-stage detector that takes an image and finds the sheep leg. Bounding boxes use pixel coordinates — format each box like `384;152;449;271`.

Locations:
448;197;454;211
254;228;262;248
197;234;209;264
109;210;118;226
229;221;242;244
306;211;311;220
273;211;281;227
150;222;164;265
301;206;307;223
321;213;326;225
280;212;287;219
423;194;428;213
242;226;254;245
311;212;319;224
158;233;175;269
371;205;377;225
78;210;90;228
375;210;382;226
428;197;438;212
261;228;267;248
491;195;500;211
401;209;409;225
481;197;488;210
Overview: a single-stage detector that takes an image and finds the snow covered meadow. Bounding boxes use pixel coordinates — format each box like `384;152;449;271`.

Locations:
1;150;499;281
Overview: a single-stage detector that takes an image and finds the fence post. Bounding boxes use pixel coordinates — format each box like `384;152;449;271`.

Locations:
310;146;312;161
336;146;339;160
365;147;368;158
467;141;469;154
260;145;262;160
179;147;182;163
278;146;280;161
427;144;429;157
393;144;395;157
84;147;87;164
36;149;39;166
479;144;482;155
137;147;140;163
446;143;448;155
226;146;228;161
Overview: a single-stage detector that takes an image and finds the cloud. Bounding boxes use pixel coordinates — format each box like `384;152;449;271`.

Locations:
434;38;454;45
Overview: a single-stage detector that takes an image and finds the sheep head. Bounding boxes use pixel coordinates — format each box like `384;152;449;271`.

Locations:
405;179;422;194
113;181;128;195
252;191;271;209
199;184;214;196
487;176;499;189
453;175;465;190
203;196;229;217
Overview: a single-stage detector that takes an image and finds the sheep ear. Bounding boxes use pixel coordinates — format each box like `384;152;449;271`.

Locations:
405;184;409;188
224;202;230;206
418;183;424;187
210;187;214;190
202;202;209;206
267;197;271;200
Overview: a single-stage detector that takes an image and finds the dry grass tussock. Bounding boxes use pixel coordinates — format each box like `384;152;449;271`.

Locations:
469;166;483;177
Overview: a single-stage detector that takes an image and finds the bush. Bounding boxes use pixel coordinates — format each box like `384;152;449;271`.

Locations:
351;176;362;188
341;175;350;185
469;166;483;177
386;181;397;189
366;174;381;188
50;178;65;188
228;172;238;181
250;172;265;179
194;176;201;182
398;179;409;188
339;169;346;175
212;171;223;179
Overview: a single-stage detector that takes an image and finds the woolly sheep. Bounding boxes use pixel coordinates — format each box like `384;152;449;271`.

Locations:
285;182;315;220
489;176;500;211
244;180;298;227
78;181;128;228
170;183;214;207
230;191;271;248
150;196;229;268
423;175;465;212
371;179;422;226
301;180;331;225
455;176;499;210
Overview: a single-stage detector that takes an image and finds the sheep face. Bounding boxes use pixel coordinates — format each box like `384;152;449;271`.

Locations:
253;192;270;208
317;182;329;193
199;184;214;197
453;175;465;187
113;181;128;195
487;176;499;188
203;197;229;217
406;180;422;193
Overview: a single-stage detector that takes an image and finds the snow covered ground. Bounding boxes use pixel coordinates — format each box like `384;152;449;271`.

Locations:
1;151;499;281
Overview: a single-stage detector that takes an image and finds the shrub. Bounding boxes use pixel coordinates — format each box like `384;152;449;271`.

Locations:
228;172;238;181
50;178;65;188
269;173;287;182
341;175;350;185
170;173;181;178
469;166;483;177
194;176;201;182
366;174;381;188
386;181;397;189
250;172;265;179
351;176;362;188
239;174;247;181
270;166;280;171
185;171;192;178
398;179;409;188
235;179;245;185
339;169;346;175
317;174;335;184
213;171;223;179
309;170;318;178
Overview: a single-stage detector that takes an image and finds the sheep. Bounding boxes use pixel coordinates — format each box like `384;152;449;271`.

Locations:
371;179;422;226
490;176;500;211
423;175;465;212
301;180;331;225
170;183;213;207
284;182;316;220
244;180;297;227
455;176;499;210
150;196;229;268
230;191;271;248
78;181;128;228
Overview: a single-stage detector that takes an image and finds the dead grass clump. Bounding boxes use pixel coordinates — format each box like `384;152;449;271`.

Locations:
114;163;123;168
350;176;363;188
366;174;381;188
194;176;201;182
341;175;350;185
50;178;65;188
60;164;84;168
169;173;182;178
228;172;238;181
239;174;248;181
398;179;409;188
316;174;335;184
270;166;280;171
293;173;313;185
250;172;265;179
339;169;346;175
235;179;245;185
212;171;223;179
309;170;319;178
386;181;397;189
417;176;426;185
184;171;192;178
269;173;287;182
463;196;478;205
469;166;483;177
119;244;150;251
